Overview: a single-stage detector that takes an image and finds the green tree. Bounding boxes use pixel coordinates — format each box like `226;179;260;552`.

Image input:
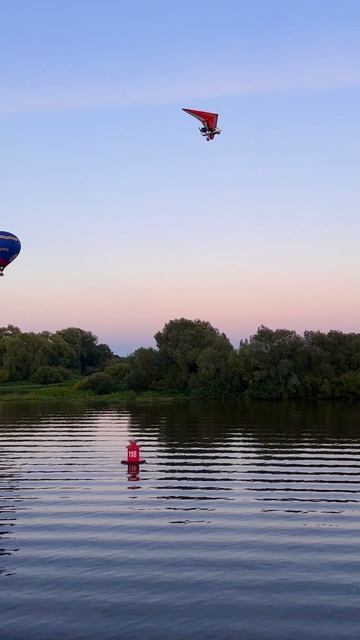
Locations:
124;348;163;392
76;372;116;395
155;318;234;393
56;328;112;373
238;326;304;399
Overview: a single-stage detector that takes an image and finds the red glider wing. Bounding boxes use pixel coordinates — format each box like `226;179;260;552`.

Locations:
183;108;218;131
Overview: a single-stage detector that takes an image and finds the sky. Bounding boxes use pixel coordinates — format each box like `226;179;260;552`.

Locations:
1;0;360;354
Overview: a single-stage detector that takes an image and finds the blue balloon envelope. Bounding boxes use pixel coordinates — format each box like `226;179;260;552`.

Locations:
0;231;21;276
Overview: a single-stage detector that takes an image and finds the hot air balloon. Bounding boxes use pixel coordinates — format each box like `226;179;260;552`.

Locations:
0;232;21;276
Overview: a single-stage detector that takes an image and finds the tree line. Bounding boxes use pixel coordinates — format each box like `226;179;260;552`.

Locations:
0;326;112;384
2;319;360;399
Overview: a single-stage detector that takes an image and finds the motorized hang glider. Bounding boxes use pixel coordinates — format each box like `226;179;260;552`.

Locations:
182;108;221;141
0;231;21;276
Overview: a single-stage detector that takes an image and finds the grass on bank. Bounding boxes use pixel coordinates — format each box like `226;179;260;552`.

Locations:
0;380;183;404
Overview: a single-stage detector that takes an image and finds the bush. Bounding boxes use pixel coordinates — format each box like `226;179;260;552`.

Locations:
75;372;116;395
0;369;8;383
30;366;71;384
104;361;130;382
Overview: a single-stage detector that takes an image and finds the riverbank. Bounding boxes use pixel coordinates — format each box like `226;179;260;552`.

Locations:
0;381;184;404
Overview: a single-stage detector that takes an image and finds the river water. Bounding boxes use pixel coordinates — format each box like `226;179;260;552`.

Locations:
1;400;360;639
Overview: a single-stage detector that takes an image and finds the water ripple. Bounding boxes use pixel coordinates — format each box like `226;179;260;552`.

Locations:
2;402;360;639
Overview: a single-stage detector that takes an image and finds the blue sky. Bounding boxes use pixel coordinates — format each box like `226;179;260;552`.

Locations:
1;1;360;354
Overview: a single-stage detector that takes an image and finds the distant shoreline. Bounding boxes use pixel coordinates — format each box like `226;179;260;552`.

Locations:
0;381;185;405
1;381;360;406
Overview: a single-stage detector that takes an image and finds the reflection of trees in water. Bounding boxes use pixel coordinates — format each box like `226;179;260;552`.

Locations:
0;457;20;576
0;401;104;577
127;400;360;452
0;402;109;448
127;400;242;447
241;400;360;458
0;400;93;428
126;401;360;521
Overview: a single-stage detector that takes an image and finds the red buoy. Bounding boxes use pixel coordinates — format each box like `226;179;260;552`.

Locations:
121;440;145;465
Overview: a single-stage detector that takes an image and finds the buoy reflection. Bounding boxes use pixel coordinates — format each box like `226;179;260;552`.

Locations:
127;463;140;482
